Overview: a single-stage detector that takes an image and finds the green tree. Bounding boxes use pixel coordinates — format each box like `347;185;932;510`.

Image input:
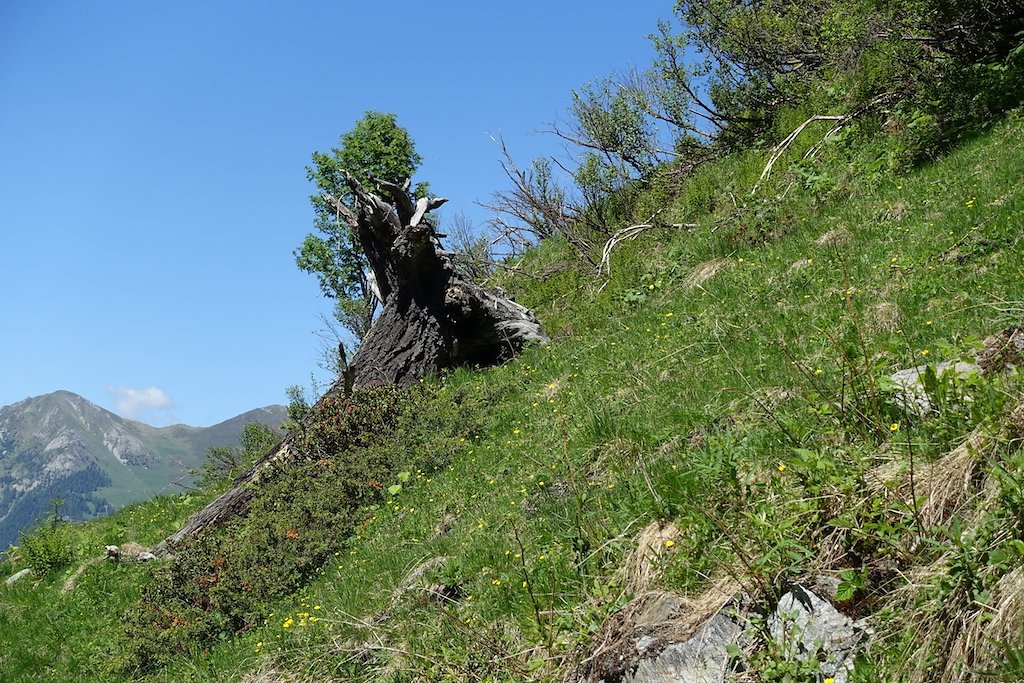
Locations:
296;111;428;342
200;422;279;487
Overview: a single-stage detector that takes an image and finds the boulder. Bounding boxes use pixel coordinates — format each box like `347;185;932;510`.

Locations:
4;568;32;587
577;583;866;683
578;588;747;683
887;361;978;415
770;585;866;683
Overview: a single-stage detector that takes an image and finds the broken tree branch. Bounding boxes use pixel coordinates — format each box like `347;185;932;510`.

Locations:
599;210;697;276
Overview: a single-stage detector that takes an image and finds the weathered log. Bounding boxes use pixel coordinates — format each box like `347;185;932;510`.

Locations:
158;177;547;552
155;441;297;553
330;172;547;389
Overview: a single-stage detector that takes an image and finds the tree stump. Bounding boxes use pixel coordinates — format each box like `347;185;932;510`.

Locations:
158;176;547;552
333;173;547;389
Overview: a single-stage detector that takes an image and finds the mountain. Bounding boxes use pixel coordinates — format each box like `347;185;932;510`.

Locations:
0;391;286;547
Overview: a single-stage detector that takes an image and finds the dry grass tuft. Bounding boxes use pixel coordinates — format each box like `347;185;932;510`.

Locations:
983;567;1024;658
815;227;852;246
240;667;299;683
684;258;731;289
867;301;903;333
941;566;1024;682
897;564;1024;683
620;521;681;594
119;541;148;556
677;574;746;632
1007;402;1024;441
540;379;562;399
868;426;991;532
909;428;990;530
977;327;1024;375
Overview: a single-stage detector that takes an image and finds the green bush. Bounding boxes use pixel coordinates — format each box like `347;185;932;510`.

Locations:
115;383;483;674
18;502;75;576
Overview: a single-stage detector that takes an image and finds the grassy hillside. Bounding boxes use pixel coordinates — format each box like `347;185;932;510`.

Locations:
2;107;1023;681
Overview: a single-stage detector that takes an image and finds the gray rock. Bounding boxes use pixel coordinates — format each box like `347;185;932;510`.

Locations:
627;610;743;683
580;590;748;683
888;361;979;415
136;551;157;562
810;574;842;601
769;585;864;683
580;586;866;683
4;568;32;586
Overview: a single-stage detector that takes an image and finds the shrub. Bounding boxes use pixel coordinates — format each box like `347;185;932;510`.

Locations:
18;501;75;576
115;383;483;673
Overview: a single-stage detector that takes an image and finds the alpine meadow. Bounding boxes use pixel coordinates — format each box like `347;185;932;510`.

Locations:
3;2;1024;681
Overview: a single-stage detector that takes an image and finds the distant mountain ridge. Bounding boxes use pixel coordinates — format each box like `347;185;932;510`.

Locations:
0;391;286;547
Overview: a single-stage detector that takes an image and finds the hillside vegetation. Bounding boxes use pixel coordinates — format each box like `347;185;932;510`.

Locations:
3;2;1024;681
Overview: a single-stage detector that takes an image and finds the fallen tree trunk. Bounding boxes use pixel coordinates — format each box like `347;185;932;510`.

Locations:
158;176;547;553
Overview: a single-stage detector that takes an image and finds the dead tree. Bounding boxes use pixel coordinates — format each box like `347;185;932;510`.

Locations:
157;175;547;553
333;173;547;388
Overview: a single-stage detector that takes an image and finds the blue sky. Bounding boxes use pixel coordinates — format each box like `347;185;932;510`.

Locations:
0;1;670;427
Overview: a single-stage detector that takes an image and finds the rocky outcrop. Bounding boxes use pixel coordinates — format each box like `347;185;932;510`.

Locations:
576;584;864;683
769;585;865;683
576;587;745;683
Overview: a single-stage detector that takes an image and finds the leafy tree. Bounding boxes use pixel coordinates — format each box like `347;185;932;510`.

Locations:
200;422;279;487
565;77;659;178
296;111;428;342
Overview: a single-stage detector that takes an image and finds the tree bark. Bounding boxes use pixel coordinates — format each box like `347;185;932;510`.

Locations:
334;173;547;389
157;176;547;553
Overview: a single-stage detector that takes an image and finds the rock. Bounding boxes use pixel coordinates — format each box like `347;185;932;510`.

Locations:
136;551;157;562
888;361;979;415
769;585;865;683
578;583;868;683
5;568;32;586
629;610;744;683
578;587;748;683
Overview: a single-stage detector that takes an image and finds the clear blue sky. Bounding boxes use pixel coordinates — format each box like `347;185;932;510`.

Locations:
0;1;670;427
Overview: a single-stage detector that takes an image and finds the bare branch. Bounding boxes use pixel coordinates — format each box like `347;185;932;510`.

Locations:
371;176;417;225
599;211;697;276
411;196;448;227
322;193;359;228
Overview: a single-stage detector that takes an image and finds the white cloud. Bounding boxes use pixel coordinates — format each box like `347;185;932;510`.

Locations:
107;386;176;421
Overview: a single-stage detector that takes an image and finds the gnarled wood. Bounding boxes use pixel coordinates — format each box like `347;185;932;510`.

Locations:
335;172;547;389
159;176;547;552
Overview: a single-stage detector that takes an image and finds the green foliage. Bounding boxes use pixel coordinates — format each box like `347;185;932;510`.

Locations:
17;500;75;576
199;422;279;487
569;78;658;178
539;0;1023;267
297;111;428;341
114;384;481;674
7;37;1024;683
284;383;310;426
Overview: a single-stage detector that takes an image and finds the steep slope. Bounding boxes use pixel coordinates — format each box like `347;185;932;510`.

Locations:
2;117;1023;683
0;391;285;546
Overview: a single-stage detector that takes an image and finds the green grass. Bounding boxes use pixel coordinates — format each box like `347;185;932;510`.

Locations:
0;492;213;681
3;111;1024;682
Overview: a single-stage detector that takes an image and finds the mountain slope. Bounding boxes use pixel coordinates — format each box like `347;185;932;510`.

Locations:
2;110;1023;683
0;391;285;547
